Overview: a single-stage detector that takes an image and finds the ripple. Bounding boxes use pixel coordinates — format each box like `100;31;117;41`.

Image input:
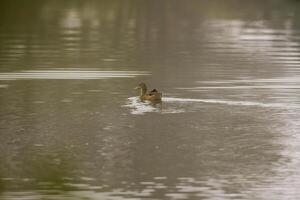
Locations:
124;96;297;115
123;97;185;115
0;84;9;88
0;69;150;80
197;77;300;84
181;86;300;89
164;97;298;109
123;97;162;115
239;34;290;41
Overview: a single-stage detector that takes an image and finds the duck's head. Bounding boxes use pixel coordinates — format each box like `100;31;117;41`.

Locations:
134;82;147;95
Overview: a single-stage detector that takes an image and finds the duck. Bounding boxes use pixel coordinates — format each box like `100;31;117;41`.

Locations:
135;82;162;102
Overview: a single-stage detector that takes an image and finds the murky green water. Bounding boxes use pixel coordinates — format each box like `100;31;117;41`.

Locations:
1;0;300;199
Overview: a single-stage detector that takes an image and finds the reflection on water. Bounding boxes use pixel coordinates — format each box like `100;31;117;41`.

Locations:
0;69;149;80
124;96;299;115
124;97;185;115
1;0;300;199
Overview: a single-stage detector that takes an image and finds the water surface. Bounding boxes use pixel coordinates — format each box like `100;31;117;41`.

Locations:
1;0;300;199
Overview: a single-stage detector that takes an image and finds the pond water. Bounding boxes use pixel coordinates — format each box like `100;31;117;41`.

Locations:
1;0;300;199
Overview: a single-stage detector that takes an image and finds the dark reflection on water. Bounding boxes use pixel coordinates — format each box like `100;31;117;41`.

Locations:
1;0;300;199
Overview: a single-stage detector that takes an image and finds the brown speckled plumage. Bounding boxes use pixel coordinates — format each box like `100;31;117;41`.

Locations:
135;82;162;101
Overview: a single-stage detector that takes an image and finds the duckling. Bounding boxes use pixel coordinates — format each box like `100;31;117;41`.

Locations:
135;82;162;101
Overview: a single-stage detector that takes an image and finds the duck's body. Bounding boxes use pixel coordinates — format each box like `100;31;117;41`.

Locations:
135;83;162;102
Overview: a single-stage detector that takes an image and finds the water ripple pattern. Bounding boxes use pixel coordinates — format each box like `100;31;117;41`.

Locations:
123;97;185;115
0;69;150;80
179;76;300;111
1;1;300;200
124;95;299;115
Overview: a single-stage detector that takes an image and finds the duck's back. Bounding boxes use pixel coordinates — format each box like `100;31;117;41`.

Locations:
140;89;162;101
148;89;162;101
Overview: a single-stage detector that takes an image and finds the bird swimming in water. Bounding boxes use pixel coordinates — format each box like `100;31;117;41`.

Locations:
135;82;162;102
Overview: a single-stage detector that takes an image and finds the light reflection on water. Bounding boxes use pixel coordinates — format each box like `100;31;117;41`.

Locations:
0;70;150;80
124;96;299;115
1;0;300;199
0;176;255;200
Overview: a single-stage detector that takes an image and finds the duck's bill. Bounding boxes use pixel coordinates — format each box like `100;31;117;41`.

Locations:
134;87;140;90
